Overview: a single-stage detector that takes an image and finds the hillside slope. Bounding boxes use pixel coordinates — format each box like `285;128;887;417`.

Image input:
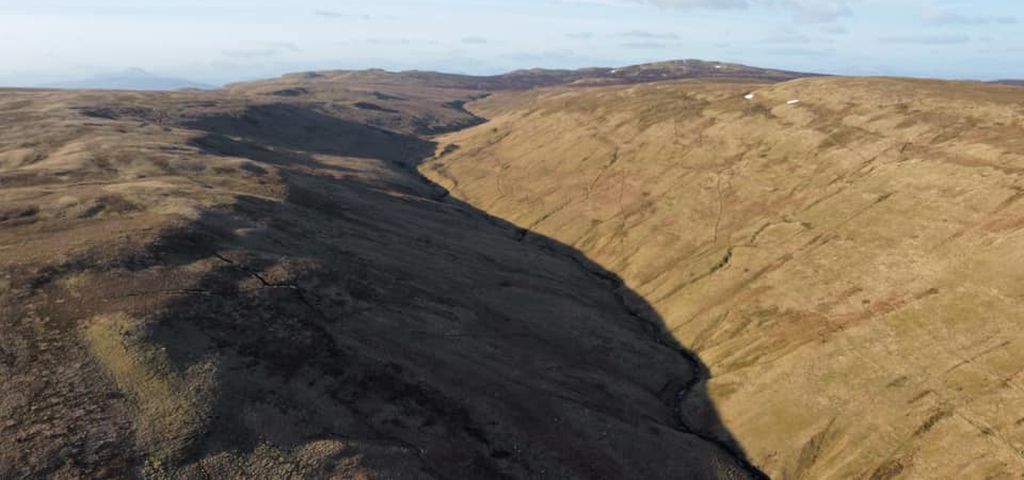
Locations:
0;79;761;477
426;77;1024;478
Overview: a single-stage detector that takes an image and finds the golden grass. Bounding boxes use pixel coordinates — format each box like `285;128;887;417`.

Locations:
427;76;1024;478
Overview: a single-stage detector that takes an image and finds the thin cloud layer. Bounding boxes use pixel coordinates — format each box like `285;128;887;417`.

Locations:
922;9;1017;25
879;34;972;45
222;42;301;60
619;30;680;39
625;0;858;22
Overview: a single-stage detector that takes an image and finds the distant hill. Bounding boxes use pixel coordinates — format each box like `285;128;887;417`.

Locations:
223;59;820;134
992;79;1024;86
230;59;819;92
40;68;213;91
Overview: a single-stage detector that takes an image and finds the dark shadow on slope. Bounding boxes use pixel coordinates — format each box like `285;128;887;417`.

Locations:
123;102;766;478
185;103;432;170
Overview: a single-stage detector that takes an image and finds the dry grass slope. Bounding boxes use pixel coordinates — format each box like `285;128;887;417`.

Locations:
426;76;1024;479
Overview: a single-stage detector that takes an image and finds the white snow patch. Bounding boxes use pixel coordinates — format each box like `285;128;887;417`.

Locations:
744;93;755;100
787;99;801;105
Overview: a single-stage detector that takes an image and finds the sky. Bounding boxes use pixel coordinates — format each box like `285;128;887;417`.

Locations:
0;0;1020;87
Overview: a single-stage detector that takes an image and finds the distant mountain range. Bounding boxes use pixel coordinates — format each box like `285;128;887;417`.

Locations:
39;68;213;91
16;62;1020;92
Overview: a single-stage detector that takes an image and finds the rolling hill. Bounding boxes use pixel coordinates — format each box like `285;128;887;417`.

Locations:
0;62;778;479
994;80;1024;87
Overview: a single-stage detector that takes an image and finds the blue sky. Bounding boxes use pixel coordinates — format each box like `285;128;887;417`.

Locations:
0;0;1020;86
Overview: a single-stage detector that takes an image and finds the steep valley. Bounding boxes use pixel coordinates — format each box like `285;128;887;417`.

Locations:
2;65;1023;479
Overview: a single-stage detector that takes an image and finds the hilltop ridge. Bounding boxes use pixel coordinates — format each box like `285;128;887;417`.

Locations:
231;59;817;91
